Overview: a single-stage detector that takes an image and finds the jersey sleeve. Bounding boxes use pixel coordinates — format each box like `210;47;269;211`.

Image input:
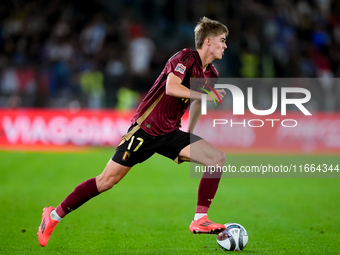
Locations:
166;49;195;81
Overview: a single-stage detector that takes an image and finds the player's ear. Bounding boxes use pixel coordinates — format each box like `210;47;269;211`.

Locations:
205;37;211;46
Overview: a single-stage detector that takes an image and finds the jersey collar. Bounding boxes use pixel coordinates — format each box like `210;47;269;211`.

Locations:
194;50;211;72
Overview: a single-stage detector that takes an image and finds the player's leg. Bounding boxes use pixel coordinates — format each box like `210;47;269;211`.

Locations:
178;139;225;166
178;139;226;234
96;160;132;192
38;124;154;246
179;139;225;214
55;160;131;217
38;160;131;247
156;130;225;234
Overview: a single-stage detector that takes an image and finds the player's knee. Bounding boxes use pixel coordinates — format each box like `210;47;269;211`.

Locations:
207;150;225;166
204;150;225;167
215;150;226;166
96;175;119;192
102;179;115;191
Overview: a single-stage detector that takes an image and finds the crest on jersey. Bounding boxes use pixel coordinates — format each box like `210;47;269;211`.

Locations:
175;63;186;74
122;151;131;161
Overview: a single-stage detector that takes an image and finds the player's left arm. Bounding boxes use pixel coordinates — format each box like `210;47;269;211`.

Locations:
187;100;201;133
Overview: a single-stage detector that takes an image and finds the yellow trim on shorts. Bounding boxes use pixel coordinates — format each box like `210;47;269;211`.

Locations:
174;156;184;164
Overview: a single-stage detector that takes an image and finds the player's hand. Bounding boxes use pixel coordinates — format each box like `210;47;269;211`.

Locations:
206;89;226;103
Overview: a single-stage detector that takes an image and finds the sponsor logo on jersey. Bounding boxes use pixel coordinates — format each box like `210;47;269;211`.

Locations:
175;63;186;74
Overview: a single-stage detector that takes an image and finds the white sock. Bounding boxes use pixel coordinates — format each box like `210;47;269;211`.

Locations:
194;213;207;221
50;209;63;222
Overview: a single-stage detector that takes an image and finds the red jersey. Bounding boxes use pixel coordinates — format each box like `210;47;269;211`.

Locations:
131;48;219;136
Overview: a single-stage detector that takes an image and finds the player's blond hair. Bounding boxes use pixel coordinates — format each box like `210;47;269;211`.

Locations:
194;17;229;49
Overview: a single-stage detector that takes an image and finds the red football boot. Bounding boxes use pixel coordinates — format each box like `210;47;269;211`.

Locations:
189;215;226;234
37;206;59;246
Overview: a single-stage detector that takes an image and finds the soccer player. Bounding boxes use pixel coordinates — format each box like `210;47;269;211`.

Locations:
38;17;229;246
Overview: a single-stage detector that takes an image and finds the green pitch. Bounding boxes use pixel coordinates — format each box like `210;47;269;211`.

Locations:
0;149;339;254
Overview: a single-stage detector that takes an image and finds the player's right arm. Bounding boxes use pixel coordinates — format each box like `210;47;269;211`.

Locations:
166;73;225;101
165;72;202;100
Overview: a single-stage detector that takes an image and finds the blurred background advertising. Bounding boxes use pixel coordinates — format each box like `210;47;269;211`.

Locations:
0;0;339;153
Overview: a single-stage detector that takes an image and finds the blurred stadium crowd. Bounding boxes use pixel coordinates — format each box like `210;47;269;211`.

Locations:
0;0;339;111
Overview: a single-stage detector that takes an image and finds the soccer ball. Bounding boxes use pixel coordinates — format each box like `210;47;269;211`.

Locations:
216;223;248;251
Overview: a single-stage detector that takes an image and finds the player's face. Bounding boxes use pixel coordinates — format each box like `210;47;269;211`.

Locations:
209;34;227;60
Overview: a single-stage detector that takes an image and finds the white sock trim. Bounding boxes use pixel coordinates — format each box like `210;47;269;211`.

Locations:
50;209;63;221
194;213;207;221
